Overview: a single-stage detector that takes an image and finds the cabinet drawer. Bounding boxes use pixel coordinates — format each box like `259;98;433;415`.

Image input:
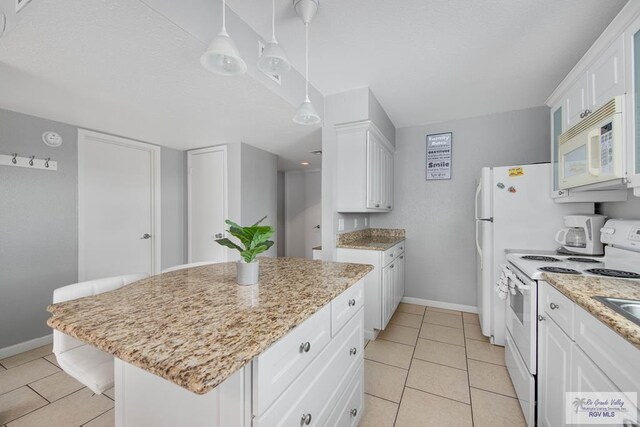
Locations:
254;310;364;427
382;241;405;266
332;279;364;336
253;304;331;415
541;283;574;339
574;305;640;396
326;362;363;427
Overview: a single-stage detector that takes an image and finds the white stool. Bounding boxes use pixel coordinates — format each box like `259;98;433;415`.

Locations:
52;273;148;394
161;261;217;273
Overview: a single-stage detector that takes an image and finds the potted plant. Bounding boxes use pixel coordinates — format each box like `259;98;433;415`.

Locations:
215;216;275;285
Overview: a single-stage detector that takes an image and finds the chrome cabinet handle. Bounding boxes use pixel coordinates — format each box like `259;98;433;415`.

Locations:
549;302;559;310
299;342;311;353
580;111;585;119
375;204;380;208
538;315;545;321
400;256;404;259
350;408;358;417
349;347;357;356
584;109;592;117
387;205;392;209
140;233;152;239
558;190;565;196
348;298;356;307
390;264;395;269
301;413;312;425
214;233;223;239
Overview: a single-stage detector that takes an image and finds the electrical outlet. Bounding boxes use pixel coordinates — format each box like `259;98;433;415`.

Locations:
364;217;368;227
338;218;345;231
354;218;358;229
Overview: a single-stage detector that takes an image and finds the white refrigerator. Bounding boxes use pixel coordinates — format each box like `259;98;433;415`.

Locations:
475;163;593;346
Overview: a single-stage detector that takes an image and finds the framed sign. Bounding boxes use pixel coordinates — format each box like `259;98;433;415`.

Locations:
426;132;452;180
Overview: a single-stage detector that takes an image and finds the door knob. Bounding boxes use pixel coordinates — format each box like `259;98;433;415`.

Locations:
140;233;152;240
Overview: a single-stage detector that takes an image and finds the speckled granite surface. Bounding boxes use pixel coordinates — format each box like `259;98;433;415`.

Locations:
543;273;640;349
337;228;405;251
47;258;373;394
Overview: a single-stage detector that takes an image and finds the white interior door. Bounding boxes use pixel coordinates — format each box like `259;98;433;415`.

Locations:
188;147;227;263
78;130;161;281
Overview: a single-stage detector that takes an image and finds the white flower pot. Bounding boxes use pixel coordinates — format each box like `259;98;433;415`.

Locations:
237;260;259;285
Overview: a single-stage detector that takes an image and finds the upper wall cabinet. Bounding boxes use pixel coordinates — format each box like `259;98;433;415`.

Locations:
546;1;640;201
336;121;395;213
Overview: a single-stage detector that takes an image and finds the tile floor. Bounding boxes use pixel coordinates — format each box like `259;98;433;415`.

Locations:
0;304;525;426
360;303;527;427
0;345;113;426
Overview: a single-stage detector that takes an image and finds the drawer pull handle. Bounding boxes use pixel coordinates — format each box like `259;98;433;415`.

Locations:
299;342;311;353
538;315;545;321
301;413;312;425
549;302;559;310
400;256;404;259
348;298;356;307
350;408;358;417
375;204;380;208
389;253;394;257
350;347;357;356
390;264;395;269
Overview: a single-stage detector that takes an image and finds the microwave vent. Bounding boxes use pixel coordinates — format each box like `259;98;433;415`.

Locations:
560;97;622;144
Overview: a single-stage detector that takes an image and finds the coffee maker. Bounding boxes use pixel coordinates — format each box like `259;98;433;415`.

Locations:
555;214;607;255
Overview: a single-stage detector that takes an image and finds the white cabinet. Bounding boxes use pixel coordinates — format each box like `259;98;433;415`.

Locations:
336;121;395;212
627;15;640;195
337;241;406;339
537;316;572;427
565;77;588;127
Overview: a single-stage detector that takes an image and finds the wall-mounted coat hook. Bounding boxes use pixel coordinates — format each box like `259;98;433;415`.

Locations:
11;153;17;164
0;154;58;171
29;155;35;166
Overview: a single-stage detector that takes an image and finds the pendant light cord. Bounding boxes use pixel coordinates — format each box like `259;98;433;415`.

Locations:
221;0;227;34
305;22;309;100
271;0;276;42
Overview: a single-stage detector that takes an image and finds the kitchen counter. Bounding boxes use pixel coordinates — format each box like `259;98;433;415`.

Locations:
47;257;373;394
542;273;640;349
336;228;405;251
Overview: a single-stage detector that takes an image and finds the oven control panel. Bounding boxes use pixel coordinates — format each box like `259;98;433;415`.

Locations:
600;219;640;250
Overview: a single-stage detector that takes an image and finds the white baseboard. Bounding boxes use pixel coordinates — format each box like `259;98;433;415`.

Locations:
0;334;53;359
402;297;478;314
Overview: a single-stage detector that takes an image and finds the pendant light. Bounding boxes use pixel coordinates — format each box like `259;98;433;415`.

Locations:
293;0;320;125
201;0;247;76
258;0;291;75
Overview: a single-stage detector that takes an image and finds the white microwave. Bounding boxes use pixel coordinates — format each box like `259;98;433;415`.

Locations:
558;96;625;190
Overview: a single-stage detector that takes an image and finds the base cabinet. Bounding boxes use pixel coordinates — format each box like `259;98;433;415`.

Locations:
537;316;571;427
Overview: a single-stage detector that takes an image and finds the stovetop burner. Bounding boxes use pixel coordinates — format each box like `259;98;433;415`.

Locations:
538;267;581;275
566;257;602;264
521;255;560;262
585;268;640;279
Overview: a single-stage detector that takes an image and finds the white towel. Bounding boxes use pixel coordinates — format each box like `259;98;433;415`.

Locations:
495;266;510;300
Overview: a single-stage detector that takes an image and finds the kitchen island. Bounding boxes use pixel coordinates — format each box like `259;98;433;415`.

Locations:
47;258;373;427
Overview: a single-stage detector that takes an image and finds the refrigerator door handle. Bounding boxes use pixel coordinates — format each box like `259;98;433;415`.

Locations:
475;220;483;258
475;181;481;220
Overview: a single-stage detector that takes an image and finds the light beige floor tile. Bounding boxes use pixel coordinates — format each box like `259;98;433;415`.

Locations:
470;387;526;427
0;359;59;395
103;387;115;400
419;323;465;346
397;303;426;316
395;387;472;427
365;340;414;369
413;339;467;370
0;346;53;370
43;355;59;368
424;311;463;329
7;388;113;427
463;312;480;325
359;394;398;427
29;371;84;402
377;324;419;346
364;360;408;403
467;360;516;398
426;307;462;316
466;339;505;366
463;322;490;342
84;409;114;427
0;387;48;424
406;359;470;404
389;312;422;329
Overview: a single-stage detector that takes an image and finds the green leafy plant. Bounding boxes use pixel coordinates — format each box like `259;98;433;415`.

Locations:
215;216;275;263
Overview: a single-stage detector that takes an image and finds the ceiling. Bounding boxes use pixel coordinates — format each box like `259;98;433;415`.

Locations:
0;0;322;170
227;0;628;127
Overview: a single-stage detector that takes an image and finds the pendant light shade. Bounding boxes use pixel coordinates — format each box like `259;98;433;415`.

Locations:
201;0;247;76
293;20;320;125
258;0;291;75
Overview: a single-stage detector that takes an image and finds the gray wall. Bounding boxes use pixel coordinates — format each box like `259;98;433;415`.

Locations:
277;171;286;257
0;108;186;349
600;190;640;219
241;143;278;257
371;106;550;307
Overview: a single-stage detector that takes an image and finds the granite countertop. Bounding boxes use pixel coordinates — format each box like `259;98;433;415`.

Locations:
542;273;640;350
47;258;373;395
336;228;406;251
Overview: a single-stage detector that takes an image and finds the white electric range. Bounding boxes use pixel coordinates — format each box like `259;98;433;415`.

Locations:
501;219;640;427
